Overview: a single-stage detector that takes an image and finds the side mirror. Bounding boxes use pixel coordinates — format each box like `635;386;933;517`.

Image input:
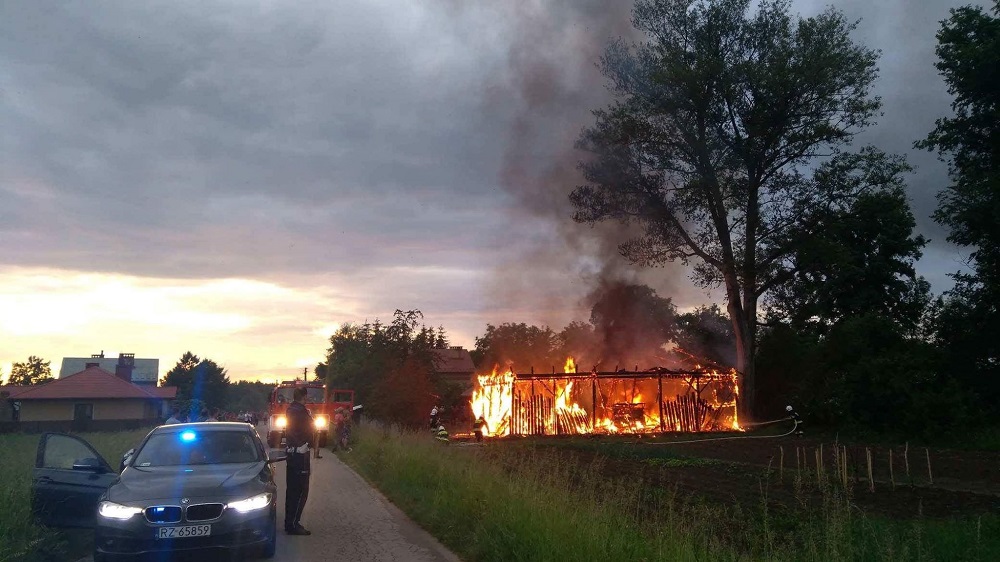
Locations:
267;449;287;463
119;448;135;472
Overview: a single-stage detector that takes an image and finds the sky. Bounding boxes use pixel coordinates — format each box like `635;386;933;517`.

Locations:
0;0;979;383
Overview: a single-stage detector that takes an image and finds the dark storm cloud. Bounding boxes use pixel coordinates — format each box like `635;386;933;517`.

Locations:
0;0;978;340
1;0;508;282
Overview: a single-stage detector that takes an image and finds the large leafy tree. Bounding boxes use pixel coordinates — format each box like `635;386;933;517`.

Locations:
162;352;230;411
917;1;1000;294
324;310;442;427
471;323;562;373
765;182;930;335
558;321;597;368
675;304;735;367
8;356;54;385
588;281;678;368
324;322;385;402
917;1;1000;413
758;314;967;436
571;0;890;415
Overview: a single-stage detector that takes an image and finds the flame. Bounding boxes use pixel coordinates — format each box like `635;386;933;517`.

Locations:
469;355;741;437
470;365;514;437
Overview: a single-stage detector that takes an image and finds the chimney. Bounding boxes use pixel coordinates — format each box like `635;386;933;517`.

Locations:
116;353;136;383
85;362;100;369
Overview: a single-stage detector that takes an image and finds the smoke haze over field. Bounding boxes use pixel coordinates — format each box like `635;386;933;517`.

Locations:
0;0;976;380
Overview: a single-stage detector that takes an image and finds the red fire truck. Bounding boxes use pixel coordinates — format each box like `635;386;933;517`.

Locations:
265;380;354;448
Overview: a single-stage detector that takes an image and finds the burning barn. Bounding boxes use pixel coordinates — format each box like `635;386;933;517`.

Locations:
471;358;739;437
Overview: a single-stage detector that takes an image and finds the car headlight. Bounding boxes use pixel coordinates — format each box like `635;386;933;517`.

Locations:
314;416;327;429
227;493;272;513
275;416;287;429
98;501;142;520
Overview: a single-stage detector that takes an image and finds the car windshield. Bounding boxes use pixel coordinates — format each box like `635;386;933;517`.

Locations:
133;430;260;467
274;386;324;404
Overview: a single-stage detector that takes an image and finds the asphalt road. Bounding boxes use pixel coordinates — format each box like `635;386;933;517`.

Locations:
268;452;460;562
75;451;460;562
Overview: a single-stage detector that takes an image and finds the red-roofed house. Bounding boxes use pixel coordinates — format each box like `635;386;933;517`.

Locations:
431;347;477;391
4;364;177;432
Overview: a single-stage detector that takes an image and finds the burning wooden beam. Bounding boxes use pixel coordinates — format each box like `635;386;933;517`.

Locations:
471;362;740;437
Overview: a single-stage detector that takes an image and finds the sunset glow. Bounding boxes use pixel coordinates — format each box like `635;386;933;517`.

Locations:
0;267;371;383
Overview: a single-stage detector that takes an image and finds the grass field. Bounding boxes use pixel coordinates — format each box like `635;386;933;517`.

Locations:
0;429;152;562
340;422;1000;562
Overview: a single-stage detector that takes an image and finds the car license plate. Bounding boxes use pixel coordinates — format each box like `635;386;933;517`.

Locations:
155;525;211;539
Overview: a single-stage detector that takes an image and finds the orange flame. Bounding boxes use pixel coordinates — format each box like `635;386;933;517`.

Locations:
469;356;741;437
470;365;513;437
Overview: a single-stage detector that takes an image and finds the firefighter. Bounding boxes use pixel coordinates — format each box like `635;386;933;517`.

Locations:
434;424;449;442
472;415;488;443
284;386;314;535
333;407;348;451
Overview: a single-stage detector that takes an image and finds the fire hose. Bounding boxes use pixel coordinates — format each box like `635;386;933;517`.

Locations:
639;405;804;446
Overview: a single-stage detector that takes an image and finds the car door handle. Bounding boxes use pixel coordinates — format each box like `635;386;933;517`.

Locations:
34;476;52;484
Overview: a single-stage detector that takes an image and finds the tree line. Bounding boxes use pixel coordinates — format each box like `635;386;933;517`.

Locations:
1;351;270;421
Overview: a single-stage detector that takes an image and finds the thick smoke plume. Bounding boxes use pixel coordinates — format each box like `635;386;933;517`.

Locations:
479;1;695;365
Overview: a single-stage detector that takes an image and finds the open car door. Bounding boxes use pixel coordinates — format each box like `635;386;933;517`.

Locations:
32;433;118;528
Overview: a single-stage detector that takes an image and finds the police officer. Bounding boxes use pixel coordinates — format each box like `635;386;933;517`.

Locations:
284;386;314;535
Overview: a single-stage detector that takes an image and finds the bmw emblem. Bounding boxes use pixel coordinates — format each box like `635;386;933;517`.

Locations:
181;498;190;504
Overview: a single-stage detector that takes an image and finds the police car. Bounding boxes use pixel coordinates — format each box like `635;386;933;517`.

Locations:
31;422;286;561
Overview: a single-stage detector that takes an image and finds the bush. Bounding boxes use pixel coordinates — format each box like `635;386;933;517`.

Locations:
757;315;975;437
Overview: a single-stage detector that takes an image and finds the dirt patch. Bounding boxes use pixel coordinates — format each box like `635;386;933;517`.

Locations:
638;435;1000;496
460;433;1000;520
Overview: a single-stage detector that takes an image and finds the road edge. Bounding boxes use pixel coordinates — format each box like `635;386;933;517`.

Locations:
332;453;463;562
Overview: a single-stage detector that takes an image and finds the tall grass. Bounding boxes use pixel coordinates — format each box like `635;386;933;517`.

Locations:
0;429;151;562
340;423;998;562
342;422;728;561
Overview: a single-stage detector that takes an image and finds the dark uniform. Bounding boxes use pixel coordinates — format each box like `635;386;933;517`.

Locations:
284;399;314;534
473;416;488;442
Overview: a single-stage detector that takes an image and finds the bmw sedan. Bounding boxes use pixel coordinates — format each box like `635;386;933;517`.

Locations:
31;422;286;561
